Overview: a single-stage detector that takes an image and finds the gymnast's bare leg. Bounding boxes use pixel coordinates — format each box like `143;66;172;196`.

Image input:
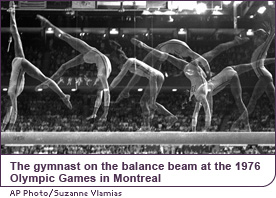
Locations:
228;72;251;132
202;36;249;63
35;15;112;121
35;15;91;89
117;36;248;102
3;2;72;132
247;26;275;115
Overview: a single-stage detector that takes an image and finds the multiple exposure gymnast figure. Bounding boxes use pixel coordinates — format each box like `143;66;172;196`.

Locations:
1;2;274;133
115;36;249;103
247;15;275;115
130;37;274;132
109;41;177;131
35;15;112;122
2;2;72;132
199;57;274;132
115;37;251;129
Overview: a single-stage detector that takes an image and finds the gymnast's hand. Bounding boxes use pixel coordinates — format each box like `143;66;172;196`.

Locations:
99;115;107;123
149;103;157;111
86;114;97;121
115;91;130;103
205;70;212;81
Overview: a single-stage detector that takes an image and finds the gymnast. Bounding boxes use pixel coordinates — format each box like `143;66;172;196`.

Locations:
2;2;72;132
116;36;249;103
109;40;177;131
35;15;112;122
247;13;275;115
130;38;274;131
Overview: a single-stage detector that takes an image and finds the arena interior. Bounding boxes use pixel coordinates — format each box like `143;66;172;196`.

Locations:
1;1;275;154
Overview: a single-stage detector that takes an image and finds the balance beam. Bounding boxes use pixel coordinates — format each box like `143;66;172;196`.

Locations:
1;132;275;145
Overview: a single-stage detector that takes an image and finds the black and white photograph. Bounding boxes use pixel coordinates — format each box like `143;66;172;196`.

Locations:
0;1;275;197
1;1;275;154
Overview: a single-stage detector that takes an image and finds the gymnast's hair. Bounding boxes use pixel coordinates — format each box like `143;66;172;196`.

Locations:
109;40;127;60
254;28;268;40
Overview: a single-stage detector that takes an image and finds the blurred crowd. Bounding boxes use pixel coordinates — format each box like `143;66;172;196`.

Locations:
1;89;275;132
1;144;274;155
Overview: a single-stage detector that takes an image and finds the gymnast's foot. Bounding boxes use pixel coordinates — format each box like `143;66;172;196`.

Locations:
137;126;151;132
1;123;8;132
165;115;178;129
231;118;251;132
36;15;52;28
240;122;251;132
7;124;15;132
131;38;147;48
242;125;251;132
115;91;130;103
87;114;97;121
230;121;240;132
7;1;15;13
61;95;72;109
36;15;64;38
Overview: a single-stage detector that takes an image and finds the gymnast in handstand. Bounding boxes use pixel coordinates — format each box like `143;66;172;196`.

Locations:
2;2;72;132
